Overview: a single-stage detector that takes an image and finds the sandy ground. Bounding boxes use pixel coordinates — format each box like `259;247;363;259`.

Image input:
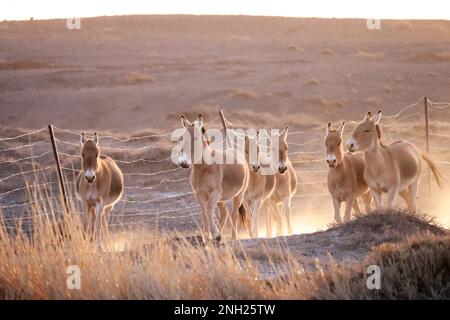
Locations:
1;15;450;247
1;16;450;131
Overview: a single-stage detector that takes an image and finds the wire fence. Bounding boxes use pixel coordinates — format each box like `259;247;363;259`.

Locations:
1;97;449;233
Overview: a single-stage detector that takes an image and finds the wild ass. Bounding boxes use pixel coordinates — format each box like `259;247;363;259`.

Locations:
176;114;249;241
325;122;372;223
268;127;298;236
346;111;444;212
218;110;275;238
76;133;124;250
242;133;276;238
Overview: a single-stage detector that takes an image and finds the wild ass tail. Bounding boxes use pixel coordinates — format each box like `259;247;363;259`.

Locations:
238;204;248;232
422;153;445;188
219;109;233;147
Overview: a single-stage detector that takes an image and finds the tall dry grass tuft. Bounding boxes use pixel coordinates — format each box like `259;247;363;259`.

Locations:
365;235;450;299
278;233;450;300
0;183;276;299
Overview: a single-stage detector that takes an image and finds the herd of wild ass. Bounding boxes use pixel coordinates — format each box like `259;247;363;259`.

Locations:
76;110;444;249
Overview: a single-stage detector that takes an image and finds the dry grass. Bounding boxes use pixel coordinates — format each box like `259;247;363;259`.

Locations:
408;51;450;63
321;48;334;56
356;49;385;60
166;105;220;127
0;185;273;299
0;184;449;299
381;84;393;94
282;234;450;299
307;95;347;110
230;89;258;99
0;60;50;70
394;21;415;31
0;200;268;299
308;78;321;85
125;71;154;84
364;96;382;106
287;45;304;52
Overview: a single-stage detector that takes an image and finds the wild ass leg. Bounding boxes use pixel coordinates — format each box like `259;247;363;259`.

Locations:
282;198;293;235
196;196;209;239
344;196;354;222
83;201;94;239
94;201;104;250
274;203;283;236
230;193;244;241
217;201;228;233
352;198;362;215
265;201;273;238
102;206;112;246
206;200;221;242
371;189;382;210
386;185;400;210
89;207;96;240
251;199;262;238
201;204;211;239
362;191;372;212
408;180;419;213
197;195;211;239
332;197;342;224
243;199;254;238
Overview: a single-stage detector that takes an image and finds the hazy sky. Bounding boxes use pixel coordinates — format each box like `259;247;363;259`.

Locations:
2;0;450;21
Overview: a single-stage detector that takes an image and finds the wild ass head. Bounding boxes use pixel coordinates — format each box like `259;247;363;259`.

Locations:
244;131;262;173
177;114;207;168
324;122;345;168
80;132;100;184
346;111;382;153
274;126;289;174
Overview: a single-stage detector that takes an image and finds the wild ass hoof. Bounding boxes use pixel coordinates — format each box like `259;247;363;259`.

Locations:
214;235;222;243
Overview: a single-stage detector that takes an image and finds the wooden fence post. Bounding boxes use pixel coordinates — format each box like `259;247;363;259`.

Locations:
424;97;431;196
48;125;69;213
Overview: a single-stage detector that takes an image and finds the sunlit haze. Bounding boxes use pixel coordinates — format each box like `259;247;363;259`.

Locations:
2;0;450;21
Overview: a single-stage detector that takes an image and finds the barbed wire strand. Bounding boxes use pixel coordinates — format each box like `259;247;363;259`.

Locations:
112;205;200;217
109;212;201;227
0;139;50;153
0;128;47;142
0;150;53;165
121;191;194;204
52;116;220;144
0;166;53;184
0;181;59;198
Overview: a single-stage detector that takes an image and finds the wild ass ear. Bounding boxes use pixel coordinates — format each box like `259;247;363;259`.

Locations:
326;122;332;135
254;129;260;143
180;114;190;128
197;113;204;127
219;109;229;130
93;132;99;145
80;133;86;146
374;110;382;125
364;111;372;120
280;126;289;139
338;122;346;137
